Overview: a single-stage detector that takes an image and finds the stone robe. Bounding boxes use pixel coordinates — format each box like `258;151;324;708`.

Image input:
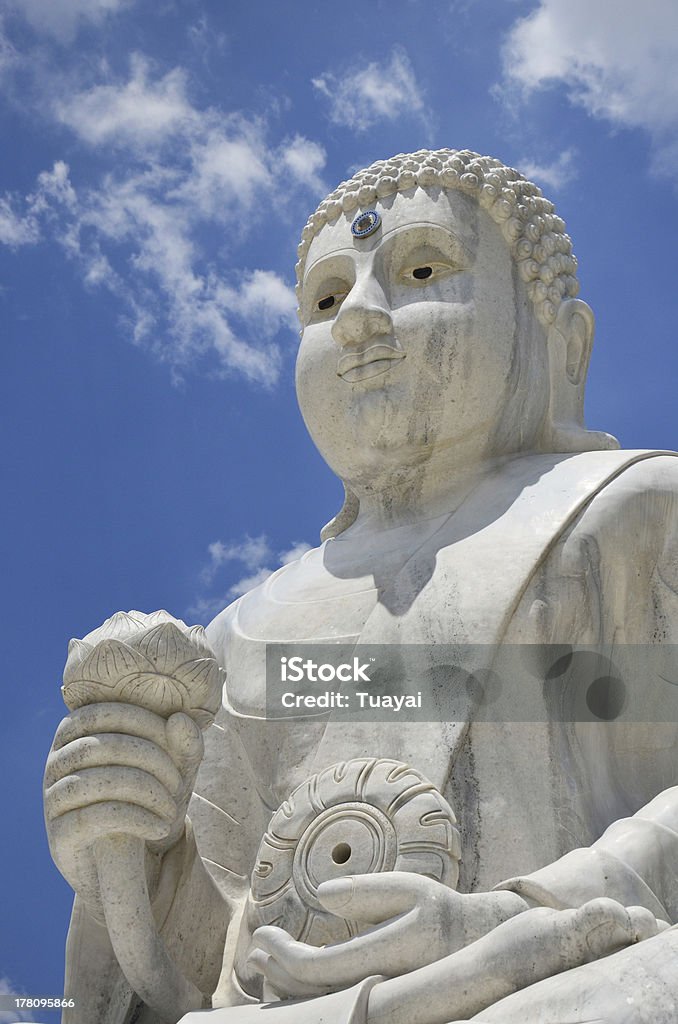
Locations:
62;450;678;1023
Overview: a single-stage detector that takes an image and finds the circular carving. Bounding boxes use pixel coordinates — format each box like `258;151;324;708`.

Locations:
247;757;460;947
293;802;397;913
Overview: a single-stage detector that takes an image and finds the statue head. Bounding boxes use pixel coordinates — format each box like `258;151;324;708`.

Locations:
294;149;618;538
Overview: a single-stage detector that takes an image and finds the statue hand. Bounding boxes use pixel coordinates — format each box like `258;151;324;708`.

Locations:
366;900;666;1024
247;871;528;1000
44;702;204;919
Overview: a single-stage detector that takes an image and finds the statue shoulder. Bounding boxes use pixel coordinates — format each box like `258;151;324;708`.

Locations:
558;452;678;607
572;452;678;537
203;544;327;661
517;452;678;646
599;450;678;495
204;595;244;666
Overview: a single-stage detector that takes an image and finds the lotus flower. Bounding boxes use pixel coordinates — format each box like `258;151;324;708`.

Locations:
62;609;223;728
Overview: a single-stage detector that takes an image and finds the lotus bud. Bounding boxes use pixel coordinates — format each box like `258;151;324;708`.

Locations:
62;609;223;729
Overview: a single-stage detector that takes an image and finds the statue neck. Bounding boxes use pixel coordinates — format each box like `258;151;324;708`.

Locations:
345;452;514;534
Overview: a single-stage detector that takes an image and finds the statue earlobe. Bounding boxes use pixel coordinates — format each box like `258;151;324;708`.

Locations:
541;298;619;453
562;298;593;386
320;484;360;541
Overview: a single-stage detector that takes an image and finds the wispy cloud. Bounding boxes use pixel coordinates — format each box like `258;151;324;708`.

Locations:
200;535;273;586
189;534;312;622
2;0;133;43
56;55;195;148
0;197;40;246
0;160;75;246
516;148;577;191
0;975;37;1023
503;0;678;181
0;54;324;384
281;135;327;191
277;541;314;565
312;46;426;133
0;17;17;74
187;15;228;59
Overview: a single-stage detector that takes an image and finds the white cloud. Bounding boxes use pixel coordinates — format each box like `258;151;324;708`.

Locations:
182;121;274;219
202;535;273;584
0;975;37;1022
0;159;75;246
516;148;577;191
226;567;275;600
281;135;327;191
0;196;40;246
312;47;425;132
189;535;312;621
214;269;298;337
503;0;678;177
0;57;323;384
2;154;297;384
57;55;194;148
31;160;77;212
5;0;132;43
278;541;312;564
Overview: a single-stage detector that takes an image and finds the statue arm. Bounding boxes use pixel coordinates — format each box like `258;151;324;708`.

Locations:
494;789;678;923
496;454;678;924
63;820;231;1024
49;597;277;1023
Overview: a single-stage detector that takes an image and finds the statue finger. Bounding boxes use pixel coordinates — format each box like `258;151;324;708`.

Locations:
53;703;169;753
246;949;331;1000
626;905;663;941
165;712;204;781
45;734;182;794
530;898;655;969
45;766;177;823
251;916;420;987
573;898;647;960
49;802;172;853
317;871;442;923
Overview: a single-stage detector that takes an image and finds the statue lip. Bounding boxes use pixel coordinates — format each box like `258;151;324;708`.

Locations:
337;343;406;382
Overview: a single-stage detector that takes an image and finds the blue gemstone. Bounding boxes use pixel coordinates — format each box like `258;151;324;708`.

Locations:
351;210;381;238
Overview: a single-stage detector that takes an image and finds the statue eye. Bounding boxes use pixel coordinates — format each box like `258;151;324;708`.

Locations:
315;291;347;315
402;261;454;285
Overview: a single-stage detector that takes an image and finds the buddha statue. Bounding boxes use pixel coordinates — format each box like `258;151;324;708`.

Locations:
45;149;678;1024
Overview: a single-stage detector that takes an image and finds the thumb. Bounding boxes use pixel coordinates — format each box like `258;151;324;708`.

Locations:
318;871;439;924
166;712;204;783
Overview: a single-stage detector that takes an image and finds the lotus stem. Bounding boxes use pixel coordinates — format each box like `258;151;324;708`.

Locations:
95;833;206;1023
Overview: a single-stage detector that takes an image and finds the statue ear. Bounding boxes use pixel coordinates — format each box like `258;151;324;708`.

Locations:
541;298;619;452
561;298;592;386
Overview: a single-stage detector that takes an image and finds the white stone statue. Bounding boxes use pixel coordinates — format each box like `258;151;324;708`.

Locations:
44;149;678;1024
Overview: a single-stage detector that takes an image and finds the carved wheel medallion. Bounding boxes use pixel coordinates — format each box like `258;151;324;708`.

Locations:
247;757;460;946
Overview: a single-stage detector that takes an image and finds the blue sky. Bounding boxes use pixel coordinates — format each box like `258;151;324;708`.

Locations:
2;0;678;1016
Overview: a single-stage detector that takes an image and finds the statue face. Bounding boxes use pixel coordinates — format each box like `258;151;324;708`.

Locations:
296;187;549;488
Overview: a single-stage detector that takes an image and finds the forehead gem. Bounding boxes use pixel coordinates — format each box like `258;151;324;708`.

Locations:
351;210;381;238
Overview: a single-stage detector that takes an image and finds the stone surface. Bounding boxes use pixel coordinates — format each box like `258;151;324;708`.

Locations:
45;149;678;1024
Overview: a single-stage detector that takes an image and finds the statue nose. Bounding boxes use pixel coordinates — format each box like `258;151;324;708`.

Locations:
331;279;393;348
